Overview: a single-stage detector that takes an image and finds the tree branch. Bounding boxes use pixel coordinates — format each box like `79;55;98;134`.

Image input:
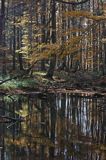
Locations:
56;0;89;5
0;115;24;122
0;76;18;85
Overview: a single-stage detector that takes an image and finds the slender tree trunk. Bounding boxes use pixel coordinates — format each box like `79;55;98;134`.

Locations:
12;8;16;70
0;0;6;75
41;0;46;71
46;0;56;79
17;28;23;70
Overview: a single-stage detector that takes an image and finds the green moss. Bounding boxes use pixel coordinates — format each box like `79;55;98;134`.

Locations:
0;80;17;90
17;79;39;88
0;78;39;90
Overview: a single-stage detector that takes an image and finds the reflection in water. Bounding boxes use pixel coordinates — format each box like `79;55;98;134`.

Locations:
0;93;106;160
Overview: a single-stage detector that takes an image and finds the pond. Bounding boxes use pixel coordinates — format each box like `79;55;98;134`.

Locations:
0;92;106;160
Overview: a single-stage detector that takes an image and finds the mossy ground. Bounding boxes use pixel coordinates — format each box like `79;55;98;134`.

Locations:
0;70;106;94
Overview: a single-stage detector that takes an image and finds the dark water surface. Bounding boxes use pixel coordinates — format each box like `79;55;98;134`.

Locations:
0;93;106;160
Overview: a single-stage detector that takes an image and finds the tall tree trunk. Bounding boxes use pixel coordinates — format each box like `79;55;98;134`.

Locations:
41;0;46;71
0;0;6;75
46;0;56;79
12;8;16;70
17;28;23;70
0;0;5;44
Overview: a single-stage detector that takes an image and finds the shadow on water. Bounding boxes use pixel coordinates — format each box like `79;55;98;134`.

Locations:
0;93;106;160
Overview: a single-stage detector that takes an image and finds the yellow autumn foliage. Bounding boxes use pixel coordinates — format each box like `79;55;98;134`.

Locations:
29;44;60;64
64;11;91;18
28;31;95;64
60;46;82;58
64;11;106;21
24;9;103;66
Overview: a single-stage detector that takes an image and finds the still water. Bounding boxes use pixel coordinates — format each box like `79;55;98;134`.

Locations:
0;93;106;160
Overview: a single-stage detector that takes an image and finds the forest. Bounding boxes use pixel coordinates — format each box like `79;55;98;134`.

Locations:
0;0;106;160
0;0;106;94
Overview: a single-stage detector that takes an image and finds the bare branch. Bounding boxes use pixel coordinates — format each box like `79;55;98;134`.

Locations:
56;0;89;5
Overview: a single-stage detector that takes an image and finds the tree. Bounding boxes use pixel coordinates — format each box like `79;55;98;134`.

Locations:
0;0;6;75
0;0;106;81
45;0;57;79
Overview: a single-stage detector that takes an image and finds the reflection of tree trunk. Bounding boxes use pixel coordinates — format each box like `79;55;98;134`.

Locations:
72;96;76;124
101;103;106;144
40;145;45;160
46;0;56;79
49;94;56;159
0;97;5;160
40;101;45;160
1;136;4;160
60;94;66;153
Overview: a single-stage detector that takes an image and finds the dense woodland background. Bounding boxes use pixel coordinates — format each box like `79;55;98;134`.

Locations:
0;1;106;159
0;0;106;83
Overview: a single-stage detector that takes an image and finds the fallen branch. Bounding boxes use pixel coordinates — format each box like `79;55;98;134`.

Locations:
56;0;89;5
0;76;18;85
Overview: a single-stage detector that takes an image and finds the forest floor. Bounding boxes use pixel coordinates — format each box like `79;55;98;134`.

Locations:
0;70;106;96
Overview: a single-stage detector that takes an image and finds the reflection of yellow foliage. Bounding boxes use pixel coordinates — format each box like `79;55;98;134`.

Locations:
0;45;10;51
6;138;29;147
15;103;28;118
6;135;55;148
